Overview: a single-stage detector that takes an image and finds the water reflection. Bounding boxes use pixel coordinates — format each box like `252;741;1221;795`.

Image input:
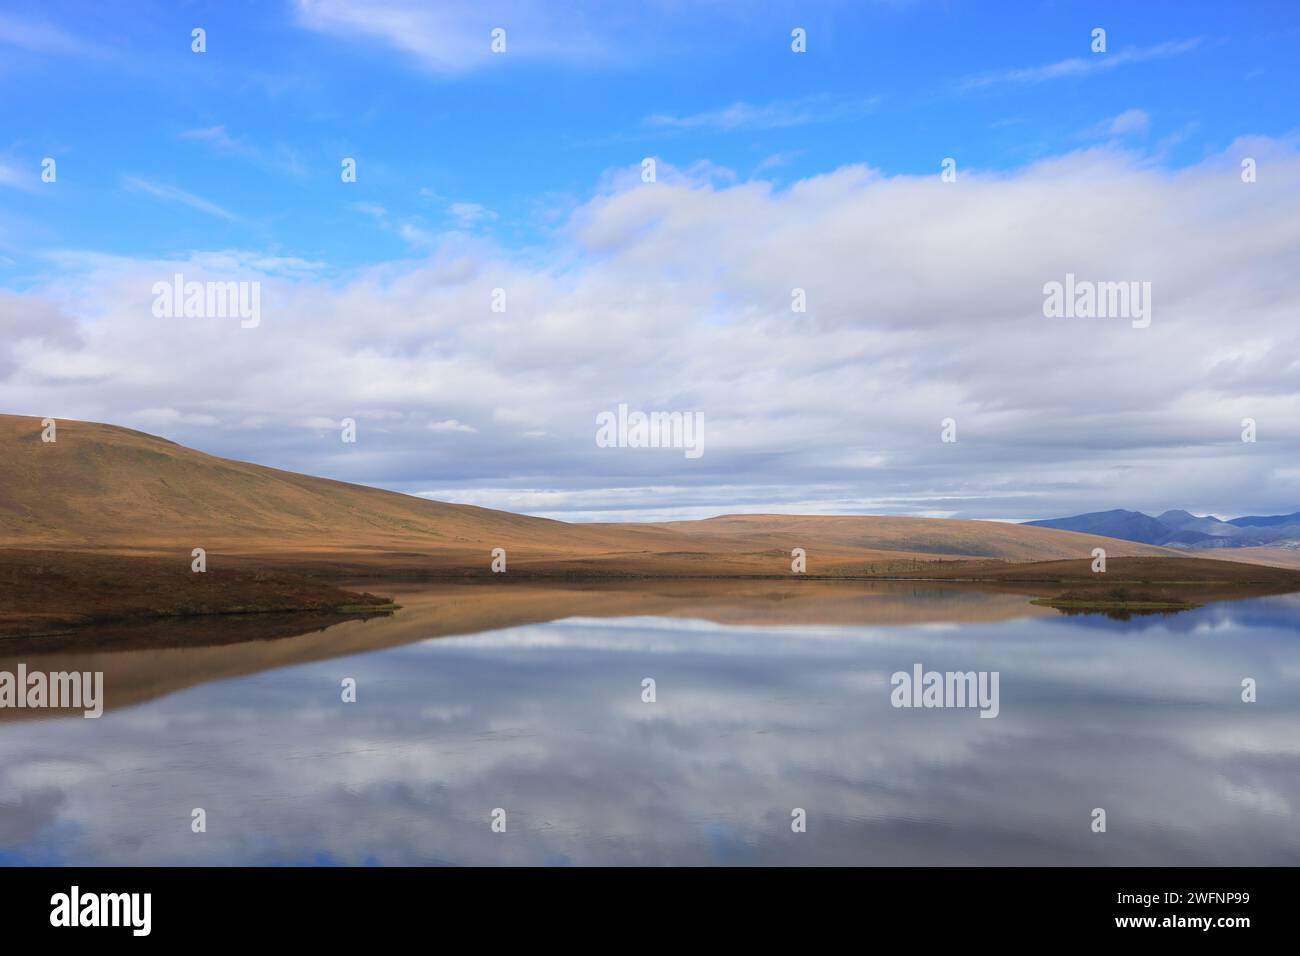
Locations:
0;584;1296;865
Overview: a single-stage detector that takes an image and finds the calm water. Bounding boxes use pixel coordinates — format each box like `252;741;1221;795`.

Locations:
1;584;1297;865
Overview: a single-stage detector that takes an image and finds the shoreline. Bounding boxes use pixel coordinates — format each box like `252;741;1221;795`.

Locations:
4;547;1299;641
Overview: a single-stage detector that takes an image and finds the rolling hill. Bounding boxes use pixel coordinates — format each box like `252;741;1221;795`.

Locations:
1;413;1176;577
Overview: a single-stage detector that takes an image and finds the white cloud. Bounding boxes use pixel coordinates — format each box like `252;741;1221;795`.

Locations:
961;38;1203;91
448;202;496;227
179;126;305;177
428;419;477;433
0;291;81;380
351;202;444;249
0;13;96;55
180;126;240;149
292;0;607;73
126;408;221;428
0;162;34;192
1106;108;1150;136
122;176;240;222
645;95;880;133
753;151;805;176
9;138;1300;521
1078;109;1152;143
398;222;437;246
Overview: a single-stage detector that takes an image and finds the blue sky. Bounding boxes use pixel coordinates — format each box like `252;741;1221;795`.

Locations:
4;0;1295;275
2;1;1299;521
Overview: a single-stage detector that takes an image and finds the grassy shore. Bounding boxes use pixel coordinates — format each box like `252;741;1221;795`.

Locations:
0;549;397;638
3;547;1298;641
900;556;1300;616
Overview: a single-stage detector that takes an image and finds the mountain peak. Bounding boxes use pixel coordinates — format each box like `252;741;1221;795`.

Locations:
1033;507;1300;549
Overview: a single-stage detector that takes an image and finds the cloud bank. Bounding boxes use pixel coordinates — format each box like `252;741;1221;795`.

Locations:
5;138;1299;522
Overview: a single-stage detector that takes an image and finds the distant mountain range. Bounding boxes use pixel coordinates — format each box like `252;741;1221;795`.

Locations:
1026;509;1300;549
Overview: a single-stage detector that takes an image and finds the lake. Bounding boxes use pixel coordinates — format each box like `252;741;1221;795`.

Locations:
1;582;1297;865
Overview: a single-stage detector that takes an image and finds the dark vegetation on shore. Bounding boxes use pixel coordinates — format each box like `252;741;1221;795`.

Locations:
906;556;1300;616
0;549;396;639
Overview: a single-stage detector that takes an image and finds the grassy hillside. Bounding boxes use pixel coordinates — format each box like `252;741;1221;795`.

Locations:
0;413;1176;576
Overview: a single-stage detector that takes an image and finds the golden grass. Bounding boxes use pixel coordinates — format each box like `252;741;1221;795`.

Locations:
1;413;1175;579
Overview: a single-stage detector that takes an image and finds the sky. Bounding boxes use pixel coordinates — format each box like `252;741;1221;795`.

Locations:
1;0;1298;522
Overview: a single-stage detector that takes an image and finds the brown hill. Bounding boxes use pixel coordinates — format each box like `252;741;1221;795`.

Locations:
1182;546;1300;570
0;413;1173;576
